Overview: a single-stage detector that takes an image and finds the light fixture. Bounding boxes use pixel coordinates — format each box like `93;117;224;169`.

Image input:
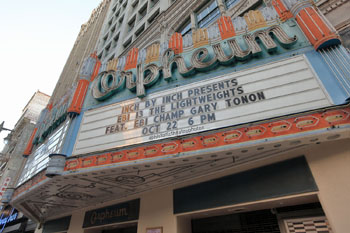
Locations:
3;134;12;145
1;121;13;145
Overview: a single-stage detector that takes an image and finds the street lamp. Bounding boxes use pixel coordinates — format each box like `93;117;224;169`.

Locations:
0;121;12;133
0;121;13;145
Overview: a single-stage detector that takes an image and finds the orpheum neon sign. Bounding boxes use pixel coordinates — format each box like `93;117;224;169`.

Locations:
0;208;18;233
92;25;297;100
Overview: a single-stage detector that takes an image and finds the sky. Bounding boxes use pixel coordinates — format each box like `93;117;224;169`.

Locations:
0;0;101;151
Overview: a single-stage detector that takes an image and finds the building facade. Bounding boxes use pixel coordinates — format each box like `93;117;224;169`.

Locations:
0;91;50;233
48;0;112;105
6;0;350;233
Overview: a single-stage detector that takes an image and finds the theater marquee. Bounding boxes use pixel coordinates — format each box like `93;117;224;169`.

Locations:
73;55;332;155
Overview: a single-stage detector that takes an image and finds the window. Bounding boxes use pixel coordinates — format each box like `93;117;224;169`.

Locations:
148;9;160;24
197;1;220;28
112;6;116;13
138;4;147;21
111;25;116;33
112;4;117;13
225;0;240;9
119;15;124;24
105;42;112;55
132;0;139;8
108;17;114;27
150;0;159;8
103;34;108;45
123;37;132;49
113;34;120;48
135;24;145;37
178;18;192;36
128;17;136;32
115;9;120;18
108;54;115;62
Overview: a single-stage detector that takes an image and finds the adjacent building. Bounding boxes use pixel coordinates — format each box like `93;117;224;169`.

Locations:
8;0;111;195
5;0;350;233
0;1;111;232
0;91;50;233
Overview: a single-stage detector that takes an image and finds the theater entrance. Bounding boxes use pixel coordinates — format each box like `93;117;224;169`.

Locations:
189;203;331;233
101;225;137;233
192;209;280;233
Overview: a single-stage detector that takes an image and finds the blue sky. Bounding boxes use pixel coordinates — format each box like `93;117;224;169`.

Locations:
0;0;101;150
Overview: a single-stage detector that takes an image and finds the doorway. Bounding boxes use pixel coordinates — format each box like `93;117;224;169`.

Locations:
192;209;280;233
102;225;137;233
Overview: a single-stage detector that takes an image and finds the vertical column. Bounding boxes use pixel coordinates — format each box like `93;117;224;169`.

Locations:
67;211;85;233
244;10;267;31
295;6;340;50
192;28;209;48
216;0;227;16
90;52;102;81
277;0;341;50
67;79;90;116
124;48;139;70
145;43;160;63
190;11;197;31
305;139;350;233
137;188;178;233
177;216;192;233
272;0;293;21
217;16;236;40
22;128;38;157
169;33;183;54
67;53;100;117
34;225;43;233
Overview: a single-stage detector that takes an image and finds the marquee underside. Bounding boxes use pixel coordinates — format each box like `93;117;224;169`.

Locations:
11;106;350;222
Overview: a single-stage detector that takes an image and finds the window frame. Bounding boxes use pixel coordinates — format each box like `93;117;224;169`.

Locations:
196;0;221;29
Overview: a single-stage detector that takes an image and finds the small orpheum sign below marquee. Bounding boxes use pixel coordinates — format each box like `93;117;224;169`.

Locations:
73;55;332;155
83;199;140;228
